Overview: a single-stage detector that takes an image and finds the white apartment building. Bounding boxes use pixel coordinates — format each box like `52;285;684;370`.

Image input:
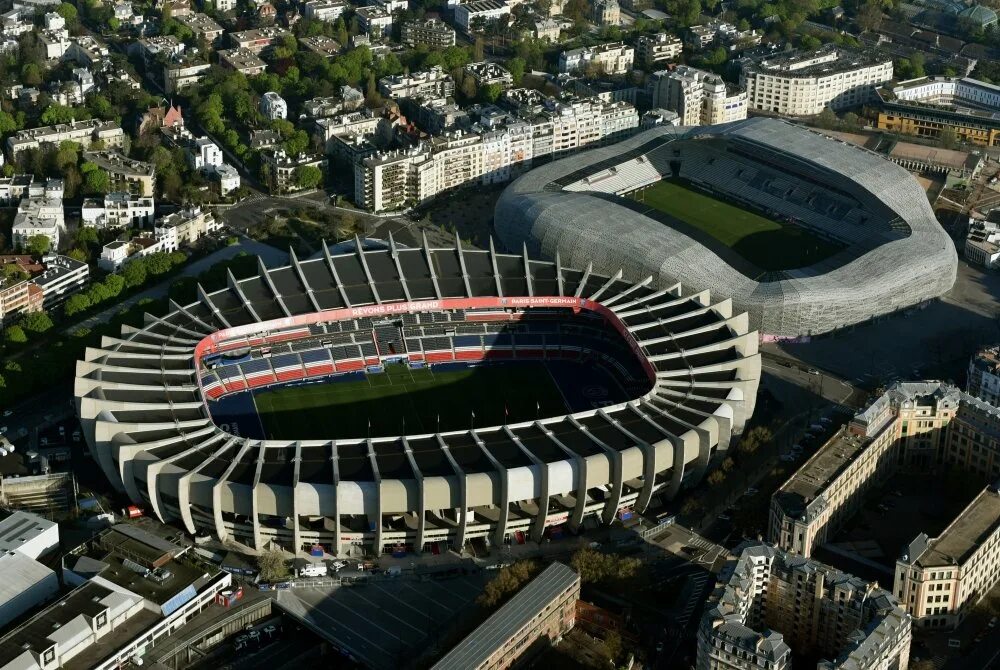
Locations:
81;192;154;229
303;0;346;21
13;196;63;250
559;42;634;75
648;65;747;126
968;345;1000;406
636;32;682;69
356;96;638;212
260;150;327;193
33;252;89;308
154;207;221;251
260;91;288;120
212;164;241;195
699;542;911;670
356;6;393;37
740;45;893;116
6;119;125;156
188;136;224;169
965;220;1000;270
464;61;514;89
454;0;510;32
378;66;455;99
375;0;408;13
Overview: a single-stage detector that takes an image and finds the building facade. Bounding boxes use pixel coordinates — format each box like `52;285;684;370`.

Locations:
82;151;156;197
636;32;683;69
648;65;747;126
876;76;1000;147
154;207;221;251
401;18;455;48
968;345;1000;406
740;45;893;116
698;542;911;670
559;42;634;75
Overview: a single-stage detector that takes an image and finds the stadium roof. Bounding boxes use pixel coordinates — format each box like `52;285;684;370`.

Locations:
432;562;579;670
74;238;760;550
495;117;957;337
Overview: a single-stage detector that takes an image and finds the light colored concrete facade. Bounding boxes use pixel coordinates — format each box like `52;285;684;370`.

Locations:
75;242;760;556
968;345;1000;406
648;65;747;126
740;45;893;116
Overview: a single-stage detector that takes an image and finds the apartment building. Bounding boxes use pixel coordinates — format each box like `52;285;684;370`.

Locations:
188;136;224;170
591;0;619;24
965;221;1000;270
13;195;63;251
81;192;154;229
163;56;211;94
303;0;346;21
740;45;893;116
876;76;1000;147
356;6;393;37
260;91;288;120
0;256;43;323
686;20;759;51
33;252;88;309
82;151;156;197
464;61;513;89
228;27;289;54
698;543;911;670
636;32;682;69
771;383;960;559
895;484;1000;630
154;207;221;251
217;48;267;75
454;0;510;32
260;150;327;193
6;119;125;156
401;18;455;48
968;345;1000;405
559;42;634;75
355;95;637;211
175;12;223;43
648;65;747;126
378;66;454;99
432;562;580;670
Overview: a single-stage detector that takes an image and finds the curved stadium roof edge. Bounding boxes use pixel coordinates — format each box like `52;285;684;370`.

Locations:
75;237;761;554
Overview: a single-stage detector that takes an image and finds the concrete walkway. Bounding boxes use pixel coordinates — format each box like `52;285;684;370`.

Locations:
65;238;288;334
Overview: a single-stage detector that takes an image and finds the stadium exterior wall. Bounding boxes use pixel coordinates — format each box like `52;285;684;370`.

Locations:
75;240;760;555
494;118;957;338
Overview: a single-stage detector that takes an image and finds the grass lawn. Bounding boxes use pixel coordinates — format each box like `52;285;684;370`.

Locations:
253;362;569;439
631;180;844;272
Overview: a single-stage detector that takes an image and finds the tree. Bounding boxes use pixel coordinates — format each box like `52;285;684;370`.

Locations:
83;167;109;195
601;631;622;664
507;57;526;85
0;110;18;135
570;548;641;584
26;234;50;255
857;0;883;33
122;259;147;288
293;165;323;190
104;274;125;296
21;63;42;87
144;252;174;276
707;470;726;486
64;293;92;316
67;248;88;263
815;107;838;130
3;325;27;344
56;2;78;25
20;310;53;335
939;127;959;149
256;549;288;582
477;560;538;607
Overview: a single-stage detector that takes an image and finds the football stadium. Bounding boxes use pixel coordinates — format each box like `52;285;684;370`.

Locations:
495;117;958;338
74;239;760;556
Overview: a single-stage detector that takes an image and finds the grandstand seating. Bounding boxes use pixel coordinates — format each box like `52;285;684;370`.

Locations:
200;308;647;401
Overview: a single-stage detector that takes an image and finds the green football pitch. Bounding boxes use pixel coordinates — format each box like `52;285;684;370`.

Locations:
631;180;844;272
253;362;570;439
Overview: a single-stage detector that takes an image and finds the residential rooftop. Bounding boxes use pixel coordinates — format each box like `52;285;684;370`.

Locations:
743;44;890;77
915;485;1000;568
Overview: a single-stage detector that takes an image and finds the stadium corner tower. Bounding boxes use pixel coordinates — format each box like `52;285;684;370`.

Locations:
495;117;957;339
75;237;760;555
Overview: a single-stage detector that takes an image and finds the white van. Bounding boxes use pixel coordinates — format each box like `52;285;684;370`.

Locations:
300;563;327;577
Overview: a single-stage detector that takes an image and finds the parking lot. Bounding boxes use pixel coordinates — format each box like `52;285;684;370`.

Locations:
275;572;488;669
830;472;980;580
